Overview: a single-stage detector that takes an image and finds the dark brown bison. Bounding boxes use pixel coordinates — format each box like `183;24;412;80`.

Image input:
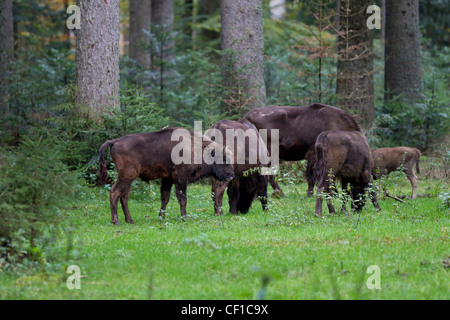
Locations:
208;119;269;215
371;147;421;199
245;103;363;197
314;130;381;216
99;128;235;225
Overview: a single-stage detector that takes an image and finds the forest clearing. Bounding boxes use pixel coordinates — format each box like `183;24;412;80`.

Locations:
0;0;449;303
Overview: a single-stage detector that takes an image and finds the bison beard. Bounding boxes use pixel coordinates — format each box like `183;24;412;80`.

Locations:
99;128;235;225
245;103;363;197
314;130;381;216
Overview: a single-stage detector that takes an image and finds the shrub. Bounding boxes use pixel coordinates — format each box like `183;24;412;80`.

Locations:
0;132;77;264
101;84;171;137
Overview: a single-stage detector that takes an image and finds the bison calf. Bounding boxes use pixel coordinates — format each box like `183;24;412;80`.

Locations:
371;147;421;199
208;119;269;215
99;128;235;225
314;130;381;216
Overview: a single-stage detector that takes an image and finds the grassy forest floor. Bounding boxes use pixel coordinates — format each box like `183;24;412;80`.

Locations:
0;167;449;300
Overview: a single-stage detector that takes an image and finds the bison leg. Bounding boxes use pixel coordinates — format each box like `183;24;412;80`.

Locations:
110;185;121;225
305;157;316;197
227;179;239;214
212;178;228;216
256;174;268;211
110;178;133;225
315;186;324;216
268;175;285;198
405;166;418;199
370;190;382;211
326;198;336;214
175;182;188;217
120;182;134;224
159;177;173;218
315;180;335;216
307;180;315;198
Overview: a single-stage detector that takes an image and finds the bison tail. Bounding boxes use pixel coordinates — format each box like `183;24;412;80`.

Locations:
415;151;421;175
314;133;327;181
99;140;116;186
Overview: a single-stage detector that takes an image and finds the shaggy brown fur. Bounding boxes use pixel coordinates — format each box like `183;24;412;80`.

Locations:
245;103;362;197
314;130;381;216
209;119;268;215
371;147;421;199
99;128;235;225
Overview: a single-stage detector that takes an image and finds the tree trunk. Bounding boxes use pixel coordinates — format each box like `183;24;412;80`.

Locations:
0;0;13;116
182;0;194;47
151;0;174;107
151;0;174;63
221;0;266;116
75;0;120;115
336;0;375;129
381;0;386;48
129;0;152;68
385;0;423;103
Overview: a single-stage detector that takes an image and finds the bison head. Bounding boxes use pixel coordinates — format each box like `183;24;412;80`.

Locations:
207;145;235;182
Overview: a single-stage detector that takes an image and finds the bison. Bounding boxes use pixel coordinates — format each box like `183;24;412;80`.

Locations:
245;103;363;197
99;128;235;225
314;130;381;216
371;147;421;199
208;119;269;215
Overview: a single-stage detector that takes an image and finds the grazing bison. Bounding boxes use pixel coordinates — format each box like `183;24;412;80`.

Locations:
371;147;421;199
208;119;269;215
245;103;363;197
99;128;235;225
314;130;381;216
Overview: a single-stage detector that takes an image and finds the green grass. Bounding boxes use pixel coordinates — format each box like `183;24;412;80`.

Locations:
1;176;449;300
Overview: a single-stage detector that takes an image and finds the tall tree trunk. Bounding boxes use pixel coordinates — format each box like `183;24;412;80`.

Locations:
385;0;423;103
151;0;174;107
129;0;152;68
151;0;174;63
221;0;266;116
75;0;120;115
381;0;386;48
336;0;375;129
0;0;13;116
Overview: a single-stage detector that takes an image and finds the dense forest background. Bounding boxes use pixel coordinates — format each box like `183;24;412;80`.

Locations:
0;0;449;259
